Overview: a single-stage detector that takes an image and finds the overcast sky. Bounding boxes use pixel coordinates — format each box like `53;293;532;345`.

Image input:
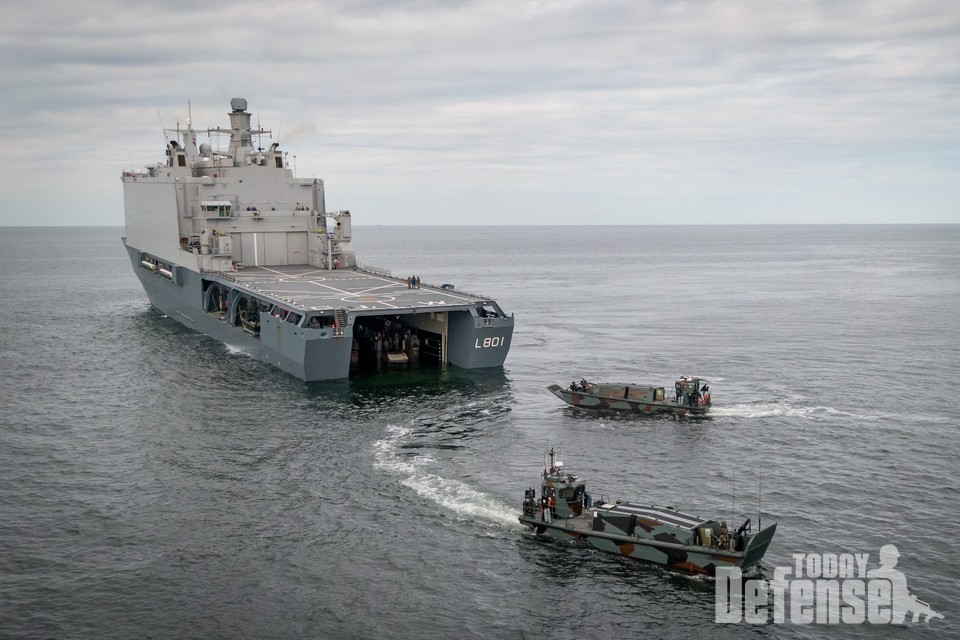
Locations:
1;0;958;226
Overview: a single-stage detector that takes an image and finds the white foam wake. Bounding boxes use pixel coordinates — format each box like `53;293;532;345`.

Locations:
710;402;883;421
224;344;244;356
374;424;520;529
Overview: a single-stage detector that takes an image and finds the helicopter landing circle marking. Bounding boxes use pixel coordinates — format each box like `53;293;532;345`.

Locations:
341;295;396;303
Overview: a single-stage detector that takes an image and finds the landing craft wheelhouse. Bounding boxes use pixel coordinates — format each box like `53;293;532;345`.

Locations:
122;98;514;381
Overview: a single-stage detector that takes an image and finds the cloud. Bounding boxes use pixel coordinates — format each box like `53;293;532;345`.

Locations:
1;0;958;225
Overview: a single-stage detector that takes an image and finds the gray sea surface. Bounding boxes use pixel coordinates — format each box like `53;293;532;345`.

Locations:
1;224;958;639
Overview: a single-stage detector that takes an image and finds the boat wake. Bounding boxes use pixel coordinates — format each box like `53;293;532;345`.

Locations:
374;424;520;529
710;401;885;422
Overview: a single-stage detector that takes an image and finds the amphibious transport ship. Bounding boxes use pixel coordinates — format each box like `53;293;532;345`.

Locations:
122;98;513;381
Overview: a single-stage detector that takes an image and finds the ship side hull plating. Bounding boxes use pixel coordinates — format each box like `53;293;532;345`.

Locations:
125;243;352;381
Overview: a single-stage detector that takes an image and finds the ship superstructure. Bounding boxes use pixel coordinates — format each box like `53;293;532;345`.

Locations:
122;98;513;381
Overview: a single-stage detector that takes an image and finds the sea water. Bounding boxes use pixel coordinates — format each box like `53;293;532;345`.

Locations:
1;224;958;638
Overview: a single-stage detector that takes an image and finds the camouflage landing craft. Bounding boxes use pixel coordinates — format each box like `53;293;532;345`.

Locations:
548;376;711;416
519;449;777;576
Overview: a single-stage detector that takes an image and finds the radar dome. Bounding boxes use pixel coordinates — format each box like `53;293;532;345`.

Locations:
199;142;212;157
230;97;248;112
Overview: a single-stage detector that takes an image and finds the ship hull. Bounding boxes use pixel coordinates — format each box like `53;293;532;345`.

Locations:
125;243;352;380
125;243;512;381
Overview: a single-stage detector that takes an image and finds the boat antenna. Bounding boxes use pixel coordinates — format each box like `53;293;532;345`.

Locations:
758;468;763;530
732;471;735;515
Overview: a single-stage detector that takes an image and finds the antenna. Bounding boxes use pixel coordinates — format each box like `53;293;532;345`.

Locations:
758;469;763;530
156;106;167;146
732;471;735;515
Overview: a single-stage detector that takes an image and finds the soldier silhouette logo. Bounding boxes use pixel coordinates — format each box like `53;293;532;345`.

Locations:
867;544;943;623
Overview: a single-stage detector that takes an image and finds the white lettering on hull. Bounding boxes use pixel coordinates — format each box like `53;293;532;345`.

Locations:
475;336;504;349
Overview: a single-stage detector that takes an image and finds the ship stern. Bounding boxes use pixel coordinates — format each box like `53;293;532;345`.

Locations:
446;309;514;369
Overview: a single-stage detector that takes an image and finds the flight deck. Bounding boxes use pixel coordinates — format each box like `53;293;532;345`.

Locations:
221;265;498;314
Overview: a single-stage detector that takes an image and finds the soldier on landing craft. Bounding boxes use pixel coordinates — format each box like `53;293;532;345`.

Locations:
718;521;730;550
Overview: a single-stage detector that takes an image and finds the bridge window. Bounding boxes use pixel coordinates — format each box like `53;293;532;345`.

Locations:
200;201;233;217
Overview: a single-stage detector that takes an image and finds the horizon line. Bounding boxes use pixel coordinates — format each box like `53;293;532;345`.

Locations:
2;222;958;229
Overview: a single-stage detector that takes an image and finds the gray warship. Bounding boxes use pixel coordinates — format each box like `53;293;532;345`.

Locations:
520;448;777;575
122;98;513;381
